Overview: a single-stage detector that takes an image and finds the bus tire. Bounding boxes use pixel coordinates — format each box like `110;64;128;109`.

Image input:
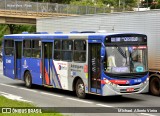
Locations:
149;77;160;96
76;79;86;99
24;71;32;88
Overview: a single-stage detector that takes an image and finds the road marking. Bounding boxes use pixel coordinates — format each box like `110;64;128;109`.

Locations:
66;98;93;104
0;91;32;103
0;83;18;88
96;104;113;107
140;113;157;116
40;92;63;98
19;88;37;93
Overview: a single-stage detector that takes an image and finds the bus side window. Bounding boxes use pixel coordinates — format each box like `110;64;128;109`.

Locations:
74;40;86;62
32;40;41;58
62;40;73;61
54;40;61;60
4;40;14;56
23;40;31;57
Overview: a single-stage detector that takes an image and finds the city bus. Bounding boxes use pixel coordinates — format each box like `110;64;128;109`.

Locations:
3;32;149;98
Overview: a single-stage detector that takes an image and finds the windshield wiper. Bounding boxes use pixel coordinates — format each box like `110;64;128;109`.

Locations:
116;46;127;59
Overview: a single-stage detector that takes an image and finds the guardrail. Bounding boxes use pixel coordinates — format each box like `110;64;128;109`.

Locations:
0;0;131;16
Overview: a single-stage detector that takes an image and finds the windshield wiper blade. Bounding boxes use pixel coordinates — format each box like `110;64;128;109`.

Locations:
117;47;127;58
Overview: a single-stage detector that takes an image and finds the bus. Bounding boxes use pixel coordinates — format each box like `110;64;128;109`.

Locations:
3;32;149;98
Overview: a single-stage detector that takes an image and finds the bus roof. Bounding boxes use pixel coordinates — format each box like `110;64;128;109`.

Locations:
4;32;147;40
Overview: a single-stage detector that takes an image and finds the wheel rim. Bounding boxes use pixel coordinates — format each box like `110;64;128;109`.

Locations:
77;83;85;96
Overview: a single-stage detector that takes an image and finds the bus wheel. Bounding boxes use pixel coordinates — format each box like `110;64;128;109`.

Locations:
24;71;32;88
76;79;86;98
149;77;160;96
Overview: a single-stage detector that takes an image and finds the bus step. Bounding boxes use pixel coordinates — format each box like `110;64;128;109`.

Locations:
43;84;53;88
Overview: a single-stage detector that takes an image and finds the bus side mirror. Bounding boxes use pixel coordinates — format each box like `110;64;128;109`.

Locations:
101;47;105;61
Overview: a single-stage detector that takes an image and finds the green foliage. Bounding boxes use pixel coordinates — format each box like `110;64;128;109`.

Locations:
31;0;71;4
0;24;36;46
0;96;63;115
150;0;160;9
8;25;36;34
70;0;137;8
70;0;105;7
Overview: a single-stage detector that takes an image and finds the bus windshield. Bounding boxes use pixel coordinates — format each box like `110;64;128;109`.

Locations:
104;46;147;74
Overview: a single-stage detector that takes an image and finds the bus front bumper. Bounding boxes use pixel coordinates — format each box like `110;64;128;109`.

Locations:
102;80;149;96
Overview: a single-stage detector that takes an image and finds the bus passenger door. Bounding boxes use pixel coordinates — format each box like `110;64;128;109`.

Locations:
15;41;22;79
42;42;52;85
88;43;101;94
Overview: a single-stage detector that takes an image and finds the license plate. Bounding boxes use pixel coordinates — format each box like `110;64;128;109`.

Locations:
126;88;134;92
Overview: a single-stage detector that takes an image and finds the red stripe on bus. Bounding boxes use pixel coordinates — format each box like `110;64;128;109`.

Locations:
110;80;127;84
45;68;50;85
101;80;106;84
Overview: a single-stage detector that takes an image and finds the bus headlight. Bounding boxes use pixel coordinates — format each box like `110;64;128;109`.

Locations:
144;77;149;84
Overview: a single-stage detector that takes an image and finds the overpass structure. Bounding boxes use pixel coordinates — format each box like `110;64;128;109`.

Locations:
0;9;76;25
0;0;111;25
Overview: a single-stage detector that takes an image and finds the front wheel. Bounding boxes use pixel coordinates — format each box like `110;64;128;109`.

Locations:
149;77;160;96
24;71;32;88
76;79;86;99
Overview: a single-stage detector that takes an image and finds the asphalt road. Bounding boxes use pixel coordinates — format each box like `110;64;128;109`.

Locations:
0;62;159;116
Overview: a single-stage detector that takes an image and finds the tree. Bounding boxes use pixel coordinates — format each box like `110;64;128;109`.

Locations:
150;0;160;9
30;0;72;4
7;24;36;34
7;24;16;34
70;0;106;7
70;0;137;9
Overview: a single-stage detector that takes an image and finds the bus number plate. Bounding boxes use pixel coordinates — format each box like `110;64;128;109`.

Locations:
126;88;134;92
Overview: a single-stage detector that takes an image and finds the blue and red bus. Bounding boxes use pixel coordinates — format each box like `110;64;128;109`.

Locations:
3;32;149;98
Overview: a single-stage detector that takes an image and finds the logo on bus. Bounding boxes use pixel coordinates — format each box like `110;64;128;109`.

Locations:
6;59;11;63
58;65;67;70
23;60;28;68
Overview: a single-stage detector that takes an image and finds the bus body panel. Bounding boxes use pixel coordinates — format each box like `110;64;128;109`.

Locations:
53;61;69;90
16;59;21;79
4;56;14;79
49;60;61;88
53;61;89;92
70;62;89;92
30;59;42;85
21;58;42;85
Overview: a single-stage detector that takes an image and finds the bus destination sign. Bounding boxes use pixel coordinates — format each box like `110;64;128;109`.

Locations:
111;37;141;42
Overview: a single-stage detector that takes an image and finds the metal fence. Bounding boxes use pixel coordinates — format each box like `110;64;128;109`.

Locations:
0;0;132;15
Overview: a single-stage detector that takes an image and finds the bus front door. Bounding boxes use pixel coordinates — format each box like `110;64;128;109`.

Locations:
15;41;22;79
42;42;52;85
89;43;101;94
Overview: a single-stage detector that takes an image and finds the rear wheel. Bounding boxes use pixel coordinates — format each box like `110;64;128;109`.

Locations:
76;79;86;98
149;77;160;96
24;71;32;88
